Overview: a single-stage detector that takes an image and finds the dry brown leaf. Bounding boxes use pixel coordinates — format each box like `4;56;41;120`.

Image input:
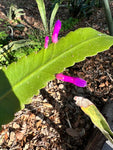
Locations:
13;122;20;129
99;83;105;87
41;147;46;150
43;103;53;108
29;113;36;119
100;76;106;80
4;132;8;140
10;132;15;141
105;81;109;86
16;132;24;140
102;98;108;102
8;132;16;146
21;115;29;120
59;84;64;89
36;120;42;128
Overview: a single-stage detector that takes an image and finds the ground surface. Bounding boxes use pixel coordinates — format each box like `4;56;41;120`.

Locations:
0;0;113;150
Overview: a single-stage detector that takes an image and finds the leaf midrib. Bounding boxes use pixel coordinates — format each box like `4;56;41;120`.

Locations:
1;35;111;100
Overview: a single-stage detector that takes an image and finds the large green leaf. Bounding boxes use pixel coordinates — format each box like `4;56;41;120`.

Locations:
0;27;113;128
36;0;48;33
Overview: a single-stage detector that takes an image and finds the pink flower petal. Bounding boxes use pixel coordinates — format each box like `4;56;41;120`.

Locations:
52;20;61;43
72;77;87;87
52;33;58;43
56;73;87;87
44;36;49;49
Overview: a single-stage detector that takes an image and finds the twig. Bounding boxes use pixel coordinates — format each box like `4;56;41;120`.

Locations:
8;26;14;39
66;112;72;128
106;71;113;82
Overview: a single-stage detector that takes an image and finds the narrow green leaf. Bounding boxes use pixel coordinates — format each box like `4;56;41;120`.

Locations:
50;2;60;34
49;0;64;34
74;96;113;144
0;27;113;128
36;0;48;33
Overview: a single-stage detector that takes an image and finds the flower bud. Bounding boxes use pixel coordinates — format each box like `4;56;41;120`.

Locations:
56;73;87;87
44;36;49;49
52;20;61;43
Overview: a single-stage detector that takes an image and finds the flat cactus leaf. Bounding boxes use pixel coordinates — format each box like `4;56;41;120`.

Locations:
0;27;113;128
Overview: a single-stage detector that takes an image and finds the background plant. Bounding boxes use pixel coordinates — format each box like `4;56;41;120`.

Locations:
36;0;63;34
0;26;42;67
0;31;9;47
49;0;102;20
65;0;100;17
61;17;79;31
0;39;39;67
0;13;45;67
7;4;25;21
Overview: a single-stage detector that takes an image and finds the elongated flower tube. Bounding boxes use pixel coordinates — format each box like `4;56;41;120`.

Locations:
44;36;49;49
52;20;61;43
56;73;87;87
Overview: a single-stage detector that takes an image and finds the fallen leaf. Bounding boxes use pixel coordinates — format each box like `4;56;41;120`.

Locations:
16;132;24;140
10;132;15;141
43;103;53;108
100;76;106;80
99;83;105;87
13;122;20;129
36;120;42;128
105;81;109;86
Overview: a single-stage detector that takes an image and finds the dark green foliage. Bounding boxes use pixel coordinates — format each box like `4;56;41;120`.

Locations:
0;26;45;67
0;39;41;67
61;17;79;31
7;4;25;21
28;28;45;50
0;31;9;47
66;0;102;17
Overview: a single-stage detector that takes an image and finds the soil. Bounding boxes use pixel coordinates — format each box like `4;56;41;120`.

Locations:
0;0;113;150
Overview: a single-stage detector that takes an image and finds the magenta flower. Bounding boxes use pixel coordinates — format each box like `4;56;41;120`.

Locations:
44;36;49;49
52;20;61;43
56;73;87;87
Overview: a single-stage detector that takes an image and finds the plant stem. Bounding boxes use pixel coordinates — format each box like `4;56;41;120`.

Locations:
103;0;113;36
